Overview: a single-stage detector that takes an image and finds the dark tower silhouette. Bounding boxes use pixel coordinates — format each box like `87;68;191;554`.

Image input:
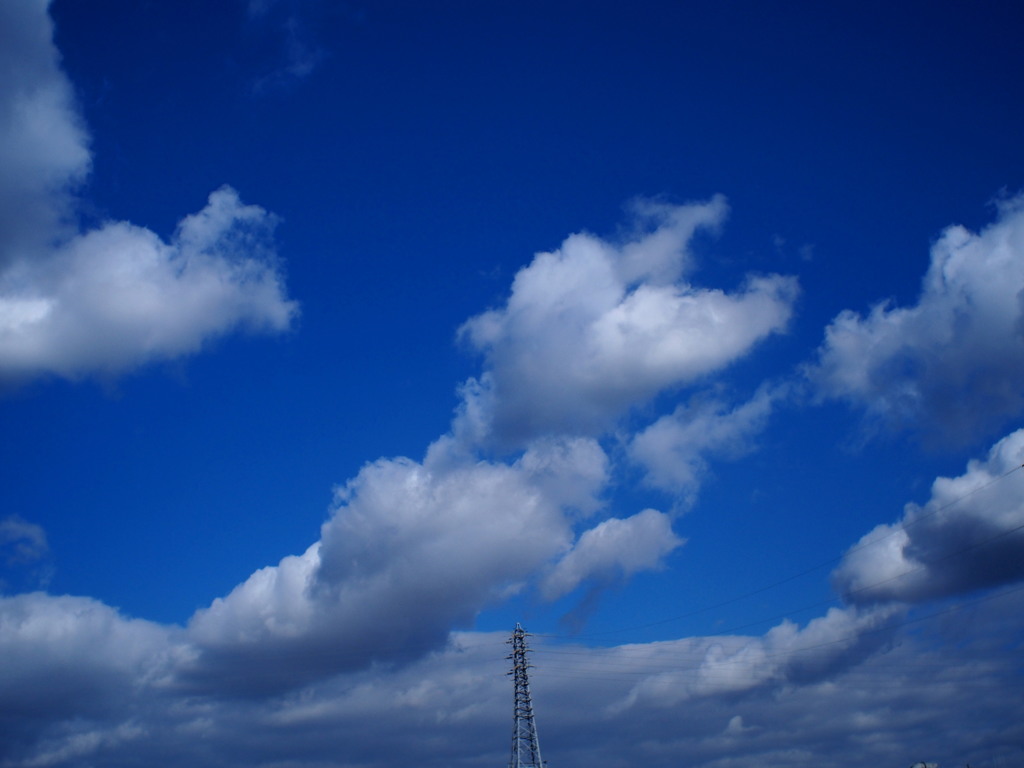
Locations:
507;623;545;768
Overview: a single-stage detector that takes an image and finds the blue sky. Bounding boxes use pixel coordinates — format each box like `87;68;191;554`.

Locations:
2;1;1024;766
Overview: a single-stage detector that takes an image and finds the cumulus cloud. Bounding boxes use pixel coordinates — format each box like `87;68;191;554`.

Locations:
182;436;609;694
6;598;1024;768
0;0;89;266
0;187;297;382
629;384;781;500
457;197;798;445
0;593;175;756
0;2;297;385
834;427;1024;605
809;195;1024;444
541;509;683;600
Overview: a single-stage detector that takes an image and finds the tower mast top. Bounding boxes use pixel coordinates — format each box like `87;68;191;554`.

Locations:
507;624;545;768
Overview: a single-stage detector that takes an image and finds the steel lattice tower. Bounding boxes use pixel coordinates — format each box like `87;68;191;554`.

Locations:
507;623;545;768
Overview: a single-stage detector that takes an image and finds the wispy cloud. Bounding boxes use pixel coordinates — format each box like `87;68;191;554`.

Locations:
0;515;52;592
629;383;784;503
0;516;48;567
247;3;329;93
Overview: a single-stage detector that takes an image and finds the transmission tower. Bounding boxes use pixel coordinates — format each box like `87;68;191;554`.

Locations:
507;623;545;768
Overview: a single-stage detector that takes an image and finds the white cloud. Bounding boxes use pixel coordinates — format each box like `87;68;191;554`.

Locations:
610;604;900;712
4;592;1024;768
0;187;298;382
14;722;145;768
248;4;328;93
457;197;797;445
0;0;89;266
810;195;1024;443
0;3;297;385
183;435;608;694
541;509;683;600
833;427;1024;605
629;384;781;500
0;593;175;723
